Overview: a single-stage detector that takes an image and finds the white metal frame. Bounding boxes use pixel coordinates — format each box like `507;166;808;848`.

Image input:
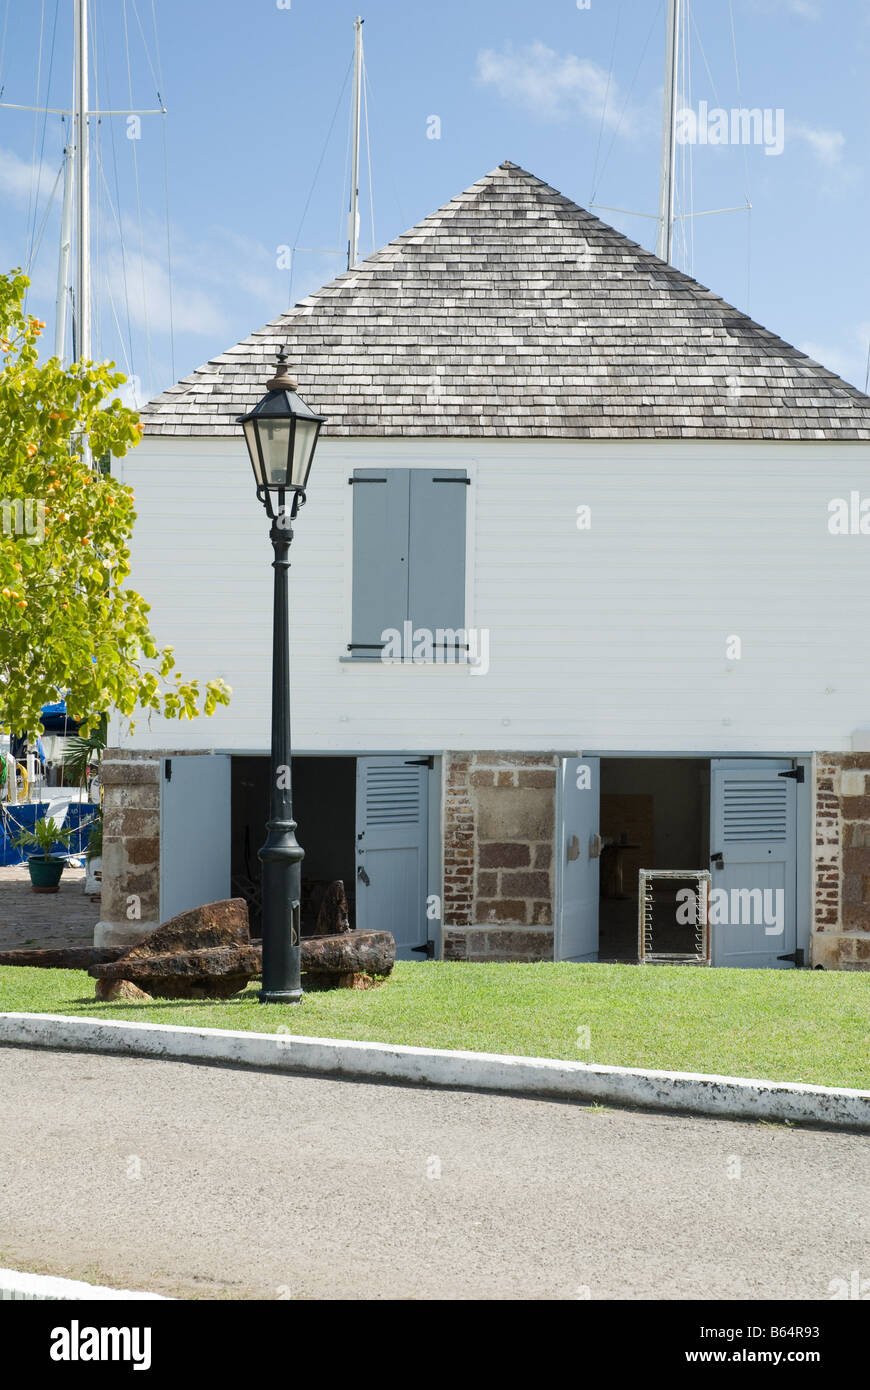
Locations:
638;868;712;965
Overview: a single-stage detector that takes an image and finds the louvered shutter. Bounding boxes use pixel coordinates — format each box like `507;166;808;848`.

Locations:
408;470;467;647
349;469;410;657
350;468;468;658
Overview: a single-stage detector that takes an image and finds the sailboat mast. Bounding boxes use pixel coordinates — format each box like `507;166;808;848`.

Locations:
54;138;74;362
657;0;681;263
74;0;90;364
347;16;364;270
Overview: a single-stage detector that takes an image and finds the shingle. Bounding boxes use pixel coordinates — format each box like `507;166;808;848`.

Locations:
140;161;870;442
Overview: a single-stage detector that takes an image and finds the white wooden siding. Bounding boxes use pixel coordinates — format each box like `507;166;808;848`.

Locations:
116;437;870;754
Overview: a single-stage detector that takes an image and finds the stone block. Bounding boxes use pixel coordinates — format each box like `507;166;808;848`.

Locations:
841;796;870;821
101;759;160;787
475;899;527;925
843;904;870;929
843;848;870;875
533;843;553;869
478;842;531;868
840;770;867;796
518;769;556;788
499;870;551;898
843;874;863;905
476;786;554;842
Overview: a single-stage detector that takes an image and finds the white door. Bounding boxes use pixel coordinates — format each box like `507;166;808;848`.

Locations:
556;756;600;962
709;759;799;968
356;757;429;961
159;755;231;923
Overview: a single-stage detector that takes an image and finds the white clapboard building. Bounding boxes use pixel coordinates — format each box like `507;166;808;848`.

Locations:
98;162;870;972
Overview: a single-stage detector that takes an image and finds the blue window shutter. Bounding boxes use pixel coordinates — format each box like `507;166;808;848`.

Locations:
350;469;410;656
408;470;467;643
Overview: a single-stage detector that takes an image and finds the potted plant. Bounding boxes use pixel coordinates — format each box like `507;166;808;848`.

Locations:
14;816;76;893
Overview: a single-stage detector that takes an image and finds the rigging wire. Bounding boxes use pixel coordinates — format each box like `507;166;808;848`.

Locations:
340;64;353;257
26;158;63;274
362;49;376;255
130;0;160;93
286;54;353;306
92;1;102;360
148;0;176;384
727;0;752;311
97;11;136;380
95;155;136;378
25;0;59;279
122;0;153;396
589;0;621;208
23;0;46;313
351;69;405;233
590;0;664;207
0;0;10;91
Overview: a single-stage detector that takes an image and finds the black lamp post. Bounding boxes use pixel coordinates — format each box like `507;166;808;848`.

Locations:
238;349;327;1003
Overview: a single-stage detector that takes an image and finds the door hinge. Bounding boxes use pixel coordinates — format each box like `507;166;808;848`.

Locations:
411;941;435;958
778;767;805;782
777;948;805;967
710;851;724;869
164;759;172;782
404;757;434;769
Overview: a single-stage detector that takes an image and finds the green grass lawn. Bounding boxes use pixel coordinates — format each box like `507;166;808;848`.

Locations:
2;960;869;1088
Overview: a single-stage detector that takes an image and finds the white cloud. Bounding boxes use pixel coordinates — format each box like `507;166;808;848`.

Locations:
477;41;644;136
799;324;870;392
746;0;821;18
0;146;59;205
789;121;846;165
103;245;229;340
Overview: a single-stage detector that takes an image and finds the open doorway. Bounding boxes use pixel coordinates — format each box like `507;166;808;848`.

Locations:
598;758;709;961
231;756;356;938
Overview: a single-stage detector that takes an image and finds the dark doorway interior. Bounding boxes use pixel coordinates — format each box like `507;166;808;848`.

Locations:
231;756;356;937
598;758;709;962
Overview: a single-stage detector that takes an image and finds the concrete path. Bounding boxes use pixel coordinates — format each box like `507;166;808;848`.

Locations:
0;865;97;951
1;1047;867;1300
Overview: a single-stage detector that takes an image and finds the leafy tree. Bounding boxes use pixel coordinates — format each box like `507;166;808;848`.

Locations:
0;269;231;737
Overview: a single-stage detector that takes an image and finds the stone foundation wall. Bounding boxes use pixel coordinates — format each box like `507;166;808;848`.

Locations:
97;751;161;948
96;748;209;949
813;753;870;970
442;751;559;962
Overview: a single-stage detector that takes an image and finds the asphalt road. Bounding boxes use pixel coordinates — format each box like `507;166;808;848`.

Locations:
0;1045;867;1300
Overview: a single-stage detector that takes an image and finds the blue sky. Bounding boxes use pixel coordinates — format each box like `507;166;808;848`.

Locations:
1;0;868;404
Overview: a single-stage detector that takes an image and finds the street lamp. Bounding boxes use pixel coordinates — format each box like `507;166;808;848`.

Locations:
238;349;327;1003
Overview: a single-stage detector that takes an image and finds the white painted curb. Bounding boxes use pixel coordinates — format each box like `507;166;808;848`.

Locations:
0;1266;170;1301
1;1011;868;1131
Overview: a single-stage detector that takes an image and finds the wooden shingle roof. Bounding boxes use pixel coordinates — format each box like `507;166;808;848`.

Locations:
141;161;870;440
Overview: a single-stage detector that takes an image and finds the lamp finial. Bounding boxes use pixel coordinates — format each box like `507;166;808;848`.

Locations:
267;346;299;392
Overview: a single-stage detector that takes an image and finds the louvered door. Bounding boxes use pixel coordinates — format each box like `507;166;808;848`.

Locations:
355;757;429;960
709;760;797;968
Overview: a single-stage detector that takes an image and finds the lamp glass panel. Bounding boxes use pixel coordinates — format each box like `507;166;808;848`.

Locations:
258;419;293;486
290;418;319;489
242;420;264;487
